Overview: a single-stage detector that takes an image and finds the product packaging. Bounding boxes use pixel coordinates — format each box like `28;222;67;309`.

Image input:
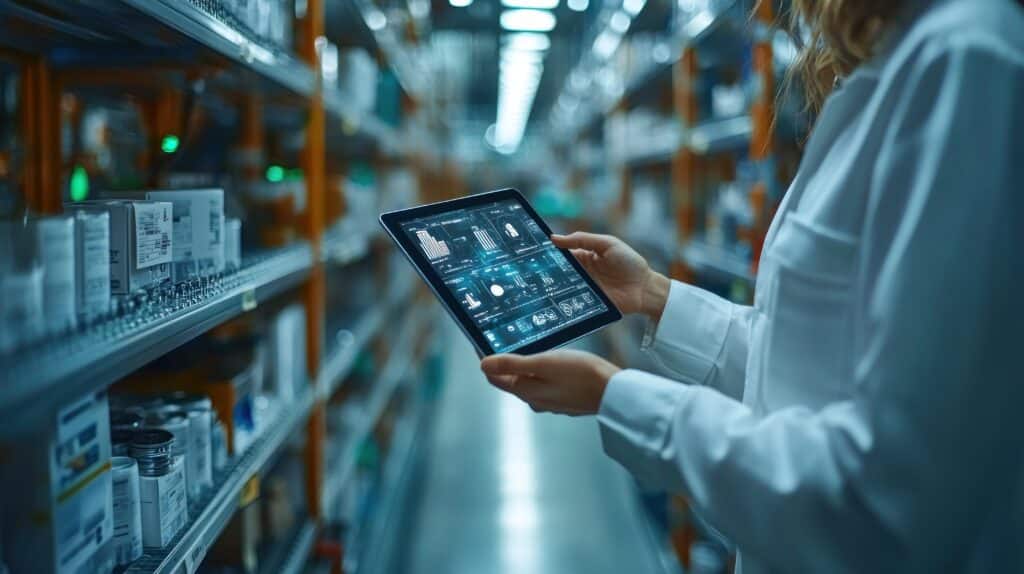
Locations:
0;266;44;353
72;209;111;322
267;304;306;401
111;456;144;566
34;215;77;334
138;456;189;548
77;200;173;294
225;218;242;271
102;189;225;282
0;392;115;574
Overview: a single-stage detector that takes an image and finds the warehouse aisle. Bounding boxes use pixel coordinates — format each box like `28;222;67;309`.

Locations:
397;323;664;574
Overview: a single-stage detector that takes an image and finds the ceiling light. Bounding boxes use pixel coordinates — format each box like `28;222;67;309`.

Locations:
503;32;551;51
622;0;646;16
609;10;631;34
502;0;558;9
450;0;473;6
567;0;588;11
500;9;557;32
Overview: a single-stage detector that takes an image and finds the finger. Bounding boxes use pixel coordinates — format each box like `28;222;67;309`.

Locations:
485;373;518;391
569;248;597;265
551;232;616;253
481;354;541;377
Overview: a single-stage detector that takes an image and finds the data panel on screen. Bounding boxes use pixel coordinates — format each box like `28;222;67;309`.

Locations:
400;199;608;352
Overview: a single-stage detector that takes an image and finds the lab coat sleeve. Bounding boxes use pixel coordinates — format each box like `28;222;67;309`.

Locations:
599;38;1024;571
640;279;752;400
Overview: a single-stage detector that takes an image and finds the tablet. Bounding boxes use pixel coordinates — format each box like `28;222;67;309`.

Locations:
380;188;622;356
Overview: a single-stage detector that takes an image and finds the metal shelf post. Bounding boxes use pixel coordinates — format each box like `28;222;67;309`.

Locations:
299;0;328;524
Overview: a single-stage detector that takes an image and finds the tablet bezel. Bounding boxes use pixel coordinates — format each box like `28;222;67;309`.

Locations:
380;188;622;356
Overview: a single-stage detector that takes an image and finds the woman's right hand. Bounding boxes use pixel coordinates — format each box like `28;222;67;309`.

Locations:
551;232;670;321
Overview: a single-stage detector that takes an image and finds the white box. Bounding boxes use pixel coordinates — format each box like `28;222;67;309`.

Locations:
138;457;189;549
1;392;115;574
268;304;306;401
34;216;77;334
104;190;225;282
225;218;242;271
78;201;172;294
72;210;111;321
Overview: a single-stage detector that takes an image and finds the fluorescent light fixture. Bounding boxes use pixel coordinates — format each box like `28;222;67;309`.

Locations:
503;32;551;51
451;0;473;6
608;10;631;34
502;0;558;9
592;29;623;59
501;49;545;65
500;9;557;32
622;0;646;16
567;0;588;11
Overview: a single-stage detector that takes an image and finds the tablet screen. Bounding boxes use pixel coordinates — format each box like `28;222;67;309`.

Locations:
399;198;609;352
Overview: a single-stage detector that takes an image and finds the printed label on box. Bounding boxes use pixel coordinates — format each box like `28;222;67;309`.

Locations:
134;202;173;269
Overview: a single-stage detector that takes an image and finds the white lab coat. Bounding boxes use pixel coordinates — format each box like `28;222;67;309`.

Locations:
596;0;1024;572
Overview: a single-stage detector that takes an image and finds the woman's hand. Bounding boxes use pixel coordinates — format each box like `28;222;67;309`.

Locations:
552;232;670;321
480;350;621;416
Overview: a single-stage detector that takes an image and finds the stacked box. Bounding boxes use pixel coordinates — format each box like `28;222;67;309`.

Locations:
103;189;225;282
72;210;111;321
34;216;77;334
77;201;173;294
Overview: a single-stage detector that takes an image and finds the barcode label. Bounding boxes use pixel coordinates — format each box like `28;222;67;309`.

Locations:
134;203;173;269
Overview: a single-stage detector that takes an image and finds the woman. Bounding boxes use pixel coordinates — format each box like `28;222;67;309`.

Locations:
481;0;1024;571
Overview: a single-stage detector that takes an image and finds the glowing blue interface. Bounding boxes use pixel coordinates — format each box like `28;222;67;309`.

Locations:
401;199;608;351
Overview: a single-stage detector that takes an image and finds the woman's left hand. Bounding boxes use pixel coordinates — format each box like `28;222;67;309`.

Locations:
480;350;622;416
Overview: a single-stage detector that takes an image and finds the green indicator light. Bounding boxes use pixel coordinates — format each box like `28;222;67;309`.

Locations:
70;165;90;202
266;165;285;183
161;135;180;154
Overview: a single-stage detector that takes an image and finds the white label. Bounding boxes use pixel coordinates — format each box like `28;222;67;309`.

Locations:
37;217;77;333
139;458;188;548
78;214;111;319
112;464;143;565
133;202;173;269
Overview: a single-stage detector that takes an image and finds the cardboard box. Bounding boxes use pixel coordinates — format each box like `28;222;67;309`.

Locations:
77;201;172;294
225;218;242;271
34;215;77;334
72;210;111;321
1;392;115;574
103;190;225;282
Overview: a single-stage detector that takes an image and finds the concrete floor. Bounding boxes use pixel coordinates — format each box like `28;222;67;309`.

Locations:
396;325;664;574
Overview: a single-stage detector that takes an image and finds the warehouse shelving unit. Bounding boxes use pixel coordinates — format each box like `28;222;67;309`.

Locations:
0;243;312;429
0;0;446;571
124;388;317;574
321;303;430;518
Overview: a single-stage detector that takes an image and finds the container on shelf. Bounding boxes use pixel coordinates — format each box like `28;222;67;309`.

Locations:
0;392;115;574
76;200;173;294
144;407;195;504
111;456;144;566
33;215;77;335
72;209;111;322
166;392;216;494
131;429;189;548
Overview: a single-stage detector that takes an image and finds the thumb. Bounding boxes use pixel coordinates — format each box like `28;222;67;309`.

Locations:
480;354;540;377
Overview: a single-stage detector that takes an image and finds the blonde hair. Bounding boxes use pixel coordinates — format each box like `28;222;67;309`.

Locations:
785;0;903;112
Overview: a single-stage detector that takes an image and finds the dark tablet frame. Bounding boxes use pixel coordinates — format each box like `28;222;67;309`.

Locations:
379;188;622;356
